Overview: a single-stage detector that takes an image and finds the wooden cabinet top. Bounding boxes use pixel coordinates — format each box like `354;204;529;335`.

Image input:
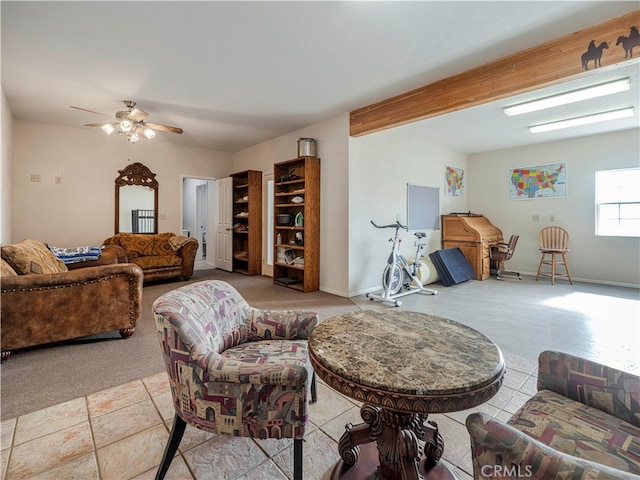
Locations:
441;214;502;243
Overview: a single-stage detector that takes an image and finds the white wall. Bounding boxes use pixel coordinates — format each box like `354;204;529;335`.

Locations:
348;125;469;296
1;89;13;245
11;120;233;246
232;113;350;296
468;128;640;287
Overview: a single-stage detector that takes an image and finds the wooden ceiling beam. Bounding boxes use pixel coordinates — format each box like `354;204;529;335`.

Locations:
350;10;640;137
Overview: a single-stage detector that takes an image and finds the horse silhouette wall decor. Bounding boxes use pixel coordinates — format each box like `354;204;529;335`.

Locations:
616;25;640;59
581;40;609;70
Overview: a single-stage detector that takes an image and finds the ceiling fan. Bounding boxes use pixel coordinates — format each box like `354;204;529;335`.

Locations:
70;100;183;142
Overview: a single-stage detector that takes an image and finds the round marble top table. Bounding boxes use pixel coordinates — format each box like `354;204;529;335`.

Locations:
308;310;505;480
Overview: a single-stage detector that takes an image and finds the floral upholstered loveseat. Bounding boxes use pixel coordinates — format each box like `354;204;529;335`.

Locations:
103;233;198;283
1;239;143;361
466;350;640;479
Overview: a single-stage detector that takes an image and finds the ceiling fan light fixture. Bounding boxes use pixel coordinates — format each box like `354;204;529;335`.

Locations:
504;78;631;116
529;107;635;133
143;128;156;139
101;124;115;135
120;119;133;132
129;132;140;143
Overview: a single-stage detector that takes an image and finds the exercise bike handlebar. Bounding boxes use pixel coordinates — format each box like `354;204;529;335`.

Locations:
371;220;407;230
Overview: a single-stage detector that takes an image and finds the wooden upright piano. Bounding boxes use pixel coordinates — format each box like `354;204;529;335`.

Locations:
441;214;503;280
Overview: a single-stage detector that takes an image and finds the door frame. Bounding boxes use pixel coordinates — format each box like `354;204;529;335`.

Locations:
181;175;218;269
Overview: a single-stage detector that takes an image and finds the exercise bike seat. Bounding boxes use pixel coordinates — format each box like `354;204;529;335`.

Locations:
414;232;427;239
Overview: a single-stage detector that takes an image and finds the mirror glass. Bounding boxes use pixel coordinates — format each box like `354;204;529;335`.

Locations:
115;162;159;233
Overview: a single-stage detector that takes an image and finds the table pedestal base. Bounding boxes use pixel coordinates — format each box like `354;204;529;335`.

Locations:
333;405;448;480
330;442;455;480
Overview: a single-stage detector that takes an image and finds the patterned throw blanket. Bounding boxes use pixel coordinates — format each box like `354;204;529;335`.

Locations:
47;245;103;264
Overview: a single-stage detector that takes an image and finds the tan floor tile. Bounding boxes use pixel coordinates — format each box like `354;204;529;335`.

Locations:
87;380;149;418
520;375;538;395
503;390;532;415
13;397;87;446
444;402;500;425
182;435;267;480
236;460;288;480
501;368;529;391
92;398;163;448
485;384;515;410
427;414;470;467
96;424;168;479
6;422;93;479
1;447;10;480
142;371;171;397
1;418;16;451
309;383;357;427
271;429;339;480
22;452;98;480
177;421;218;453
152;391;176;421
132;455;193;480
318;405;362;443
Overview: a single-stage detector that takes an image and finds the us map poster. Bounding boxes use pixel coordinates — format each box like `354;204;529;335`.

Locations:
509;162;567;200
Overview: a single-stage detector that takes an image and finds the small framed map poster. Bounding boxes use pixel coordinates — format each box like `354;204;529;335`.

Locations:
509;162;567;200
445;165;464;197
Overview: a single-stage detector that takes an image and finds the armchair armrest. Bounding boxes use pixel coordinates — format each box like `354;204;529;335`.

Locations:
466;412;636;480
248;308;320;340
537;351;640;427
175;237;198;279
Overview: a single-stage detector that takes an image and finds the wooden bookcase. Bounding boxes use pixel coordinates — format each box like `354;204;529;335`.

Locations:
231;170;262;275
273;156;320;292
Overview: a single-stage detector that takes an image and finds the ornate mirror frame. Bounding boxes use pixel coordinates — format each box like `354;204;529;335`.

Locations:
115;162;159;234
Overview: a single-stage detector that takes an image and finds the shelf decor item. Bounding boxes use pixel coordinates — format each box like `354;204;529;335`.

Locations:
273;156;320;292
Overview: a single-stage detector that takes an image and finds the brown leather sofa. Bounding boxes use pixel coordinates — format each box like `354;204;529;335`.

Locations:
1;241;144;362
103;233;198;283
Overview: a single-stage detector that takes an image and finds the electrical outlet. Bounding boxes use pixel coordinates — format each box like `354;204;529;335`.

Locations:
550;214;555;221
532;214;539;221
30;174;41;183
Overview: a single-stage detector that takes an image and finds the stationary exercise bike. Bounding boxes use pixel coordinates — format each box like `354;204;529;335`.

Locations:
367;221;437;307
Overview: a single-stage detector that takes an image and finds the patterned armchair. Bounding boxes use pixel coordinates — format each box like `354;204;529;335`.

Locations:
466;351;640;479
152;280;319;480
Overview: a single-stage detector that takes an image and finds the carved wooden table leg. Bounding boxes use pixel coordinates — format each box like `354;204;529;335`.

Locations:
334;404;447;480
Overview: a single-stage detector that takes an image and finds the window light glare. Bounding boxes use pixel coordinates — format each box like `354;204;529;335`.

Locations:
504;78;630;116
529;108;635;133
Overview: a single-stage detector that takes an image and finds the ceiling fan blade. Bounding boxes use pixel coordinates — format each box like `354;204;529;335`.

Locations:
84;122;110;127
144;122;183;134
70;105;111;117
128;108;148;122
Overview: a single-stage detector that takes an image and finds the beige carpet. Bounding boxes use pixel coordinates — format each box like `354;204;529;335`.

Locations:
0;269;360;420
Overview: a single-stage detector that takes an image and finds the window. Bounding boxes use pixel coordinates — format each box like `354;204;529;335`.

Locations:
595;168;640;237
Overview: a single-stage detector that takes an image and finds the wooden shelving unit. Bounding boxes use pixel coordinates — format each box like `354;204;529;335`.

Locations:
273;156;320;292
231;170;262;275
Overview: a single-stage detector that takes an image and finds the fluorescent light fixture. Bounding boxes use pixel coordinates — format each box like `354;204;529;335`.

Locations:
504;78;630;116
101;124;115;135
529;107;635;133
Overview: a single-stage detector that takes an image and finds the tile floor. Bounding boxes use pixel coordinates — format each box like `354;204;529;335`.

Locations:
0;360;537;480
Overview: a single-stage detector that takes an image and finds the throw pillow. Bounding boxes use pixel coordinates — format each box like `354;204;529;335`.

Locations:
1;239;68;275
1;258;17;276
119;235;155;258
152;232;176;256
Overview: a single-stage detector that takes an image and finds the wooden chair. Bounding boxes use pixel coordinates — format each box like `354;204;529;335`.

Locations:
489;234;521;280
536;226;573;285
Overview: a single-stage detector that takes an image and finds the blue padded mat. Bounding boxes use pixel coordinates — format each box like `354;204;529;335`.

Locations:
428;248;475;286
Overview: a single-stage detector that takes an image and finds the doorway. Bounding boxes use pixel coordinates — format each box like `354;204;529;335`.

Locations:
182;177;216;270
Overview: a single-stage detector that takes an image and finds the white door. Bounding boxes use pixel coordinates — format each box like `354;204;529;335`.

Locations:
215;177;233;271
195;184;207;261
262;174;274;277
